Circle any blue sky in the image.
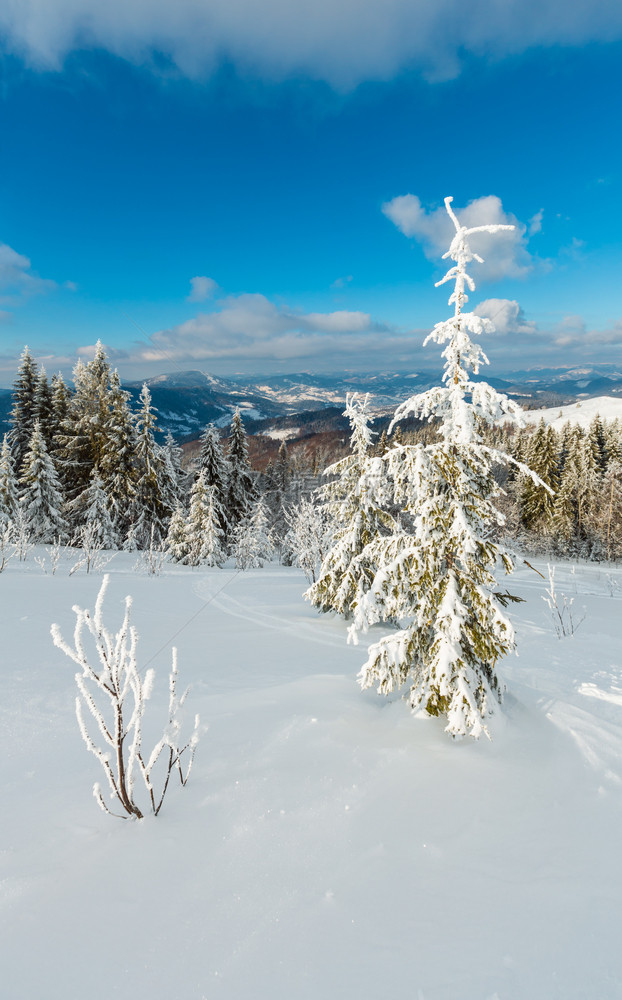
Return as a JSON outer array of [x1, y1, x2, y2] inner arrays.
[[0, 1, 621, 385]]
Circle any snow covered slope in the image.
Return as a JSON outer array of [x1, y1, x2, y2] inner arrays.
[[522, 394, 622, 429], [1, 555, 622, 999]]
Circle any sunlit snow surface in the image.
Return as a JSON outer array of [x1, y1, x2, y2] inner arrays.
[[1, 554, 622, 999], [521, 395, 622, 430]]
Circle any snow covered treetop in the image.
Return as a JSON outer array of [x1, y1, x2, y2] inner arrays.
[[435, 195, 515, 314], [390, 196, 524, 442]]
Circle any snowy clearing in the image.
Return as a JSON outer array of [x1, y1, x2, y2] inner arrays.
[[1, 553, 622, 999], [521, 394, 622, 430], [262, 427, 301, 442]]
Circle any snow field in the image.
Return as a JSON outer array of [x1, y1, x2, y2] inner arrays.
[[1, 554, 622, 999], [516, 394, 622, 431]]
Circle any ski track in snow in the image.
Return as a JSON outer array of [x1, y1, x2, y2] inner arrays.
[[194, 575, 347, 649]]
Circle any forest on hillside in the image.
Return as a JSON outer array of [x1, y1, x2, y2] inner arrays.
[[1, 342, 621, 578]]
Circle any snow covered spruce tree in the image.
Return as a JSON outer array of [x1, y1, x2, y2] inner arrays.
[[353, 196, 546, 739], [67, 471, 118, 549], [197, 423, 229, 536], [19, 420, 68, 543], [233, 498, 275, 569], [284, 496, 332, 583], [185, 471, 227, 567], [99, 369, 139, 536], [226, 409, 256, 531], [10, 346, 41, 476], [307, 393, 395, 617], [165, 504, 190, 563], [0, 434, 19, 526], [131, 384, 171, 545]]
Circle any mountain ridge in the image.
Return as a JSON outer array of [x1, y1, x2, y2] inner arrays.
[[2, 363, 622, 442]]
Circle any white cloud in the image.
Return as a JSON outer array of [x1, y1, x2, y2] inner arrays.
[[528, 209, 544, 236], [467, 304, 622, 367], [304, 310, 370, 333], [1, 0, 621, 88], [330, 275, 353, 290], [122, 293, 398, 366], [0, 242, 57, 304], [382, 194, 537, 282], [103, 290, 622, 372], [551, 316, 622, 350], [187, 276, 218, 303], [474, 299, 538, 336]]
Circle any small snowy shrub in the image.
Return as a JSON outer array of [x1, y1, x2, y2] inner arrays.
[[34, 536, 64, 575], [51, 575, 200, 819], [134, 525, 168, 576], [542, 564, 585, 638], [70, 521, 111, 575]]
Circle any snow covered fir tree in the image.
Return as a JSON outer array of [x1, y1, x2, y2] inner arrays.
[[306, 393, 396, 617], [233, 498, 275, 569], [337, 197, 549, 738]]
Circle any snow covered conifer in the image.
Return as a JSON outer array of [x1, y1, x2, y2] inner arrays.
[[233, 498, 275, 569], [19, 420, 68, 542], [263, 441, 299, 553], [132, 384, 170, 544], [353, 196, 547, 739], [0, 434, 19, 526], [49, 373, 70, 462], [198, 424, 229, 507], [163, 429, 189, 499], [520, 420, 558, 533], [58, 348, 112, 500], [10, 346, 39, 475], [67, 471, 118, 549], [284, 496, 331, 583], [186, 471, 226, 567], [34, 367, 54, 449], [100, 370, 138, 535], [307, 393, 396, 617], [599, 458, 622, 562], [588, 414, 609, 475], [165, 504, 190, 564], [226, 410, 256, 530]]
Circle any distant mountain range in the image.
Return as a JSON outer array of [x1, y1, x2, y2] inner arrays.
[[1, 364, 622, 442]]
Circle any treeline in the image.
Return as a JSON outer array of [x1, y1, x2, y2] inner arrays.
[[493, 415, 622, 561], [0, 343, 324, 567], [385, 412, 622, 561], [2, 342, 620, 569]]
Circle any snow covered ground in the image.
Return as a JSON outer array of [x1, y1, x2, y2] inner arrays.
[[1, 553, 622, 999], [522, 394, 622, 430]]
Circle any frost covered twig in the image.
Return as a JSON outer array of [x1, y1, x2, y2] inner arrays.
[[0, 522, 15, 572], [12, 507, 33, 562], [70, 521, 112, 575], [134, 525, 168, 576], [51, 575, 200, 818], [542, 564, 585, 638], [34, 537, 65, 575]]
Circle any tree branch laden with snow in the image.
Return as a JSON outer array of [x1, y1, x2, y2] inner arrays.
[[354, 196, 547, 739]]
